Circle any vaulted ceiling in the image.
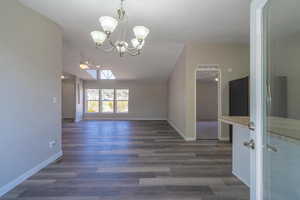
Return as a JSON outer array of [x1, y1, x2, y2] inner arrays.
[[18, 0, 250, 81]]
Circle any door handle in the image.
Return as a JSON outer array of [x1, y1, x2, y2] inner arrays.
[[244, 139, 255, 150], [267, 144, 278, 152], [248, 121, 255, 131]]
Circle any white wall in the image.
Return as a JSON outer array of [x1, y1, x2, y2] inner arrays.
[[84, 80, 168, 120], [168, 43, 250, 140], [196, 81, 218, 121], [168, 47, 187, 135], [0, 0, 62, 195], [62, 79, 75, 119]]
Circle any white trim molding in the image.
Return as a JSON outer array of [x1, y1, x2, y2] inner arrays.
[[0, 151, 63, 197], [167, 120, 196, 141], [251, 0, 268, 199]]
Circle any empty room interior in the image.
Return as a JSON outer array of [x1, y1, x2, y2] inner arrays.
[[1, 0, 300, 200]]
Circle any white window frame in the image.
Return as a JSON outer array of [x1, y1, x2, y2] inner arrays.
[[115, 89, 129, 114], [100, 89, 115, 114], [85, 89, 129, 114], [86, 89, 100, 113]]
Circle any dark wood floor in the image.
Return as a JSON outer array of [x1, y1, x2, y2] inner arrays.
[[2, 120, 249, 200]]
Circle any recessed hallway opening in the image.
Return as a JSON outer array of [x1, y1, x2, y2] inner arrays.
[[196, 70, 220, 140], [2, 120, 249, 199]]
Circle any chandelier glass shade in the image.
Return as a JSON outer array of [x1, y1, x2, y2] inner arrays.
[[90, 0, 150, 57]]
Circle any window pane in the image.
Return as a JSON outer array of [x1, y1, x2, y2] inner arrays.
[[116, 89, 129, 100], [87, 89, 99, 100], [87, 101, 99, 113], [102, 101, 114, 113], [117, 101, 128, 113], [101, 89, 114, 100]]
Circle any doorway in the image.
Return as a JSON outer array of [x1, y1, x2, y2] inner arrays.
[[196, 68, 221, 140]]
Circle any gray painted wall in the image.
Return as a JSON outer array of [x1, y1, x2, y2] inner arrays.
[[0, 0, 62, 190], [84, 80, 168, 120], [168, 47, 187, 134], [196, 81, 218, 121]]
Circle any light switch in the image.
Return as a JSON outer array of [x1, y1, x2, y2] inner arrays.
[[52, 97, 57, 104]]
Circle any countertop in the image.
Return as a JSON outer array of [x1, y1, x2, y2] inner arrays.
[[219, 116, 250, 128], [220, 116, 300, 143]]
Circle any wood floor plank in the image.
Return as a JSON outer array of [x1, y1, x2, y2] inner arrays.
[[2, 120, 249, 200]]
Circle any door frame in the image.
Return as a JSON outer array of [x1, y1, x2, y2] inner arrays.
[[195, 65, 222, 140], [250, 0, 268, 199]]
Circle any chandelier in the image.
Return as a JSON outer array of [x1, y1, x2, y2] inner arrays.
[[90, 0, 150, 57]]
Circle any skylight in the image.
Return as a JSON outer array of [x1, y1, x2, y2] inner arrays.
[[100, 70, 116, 80], [86, 70, 98, 79]]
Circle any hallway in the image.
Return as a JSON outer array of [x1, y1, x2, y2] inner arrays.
[[2, 121, 249, 200]]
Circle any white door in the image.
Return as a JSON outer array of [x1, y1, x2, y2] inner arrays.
[[251, 0, 300, 199]]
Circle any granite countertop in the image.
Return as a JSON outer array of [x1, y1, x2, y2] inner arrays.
[[219, 116, 250, 128]]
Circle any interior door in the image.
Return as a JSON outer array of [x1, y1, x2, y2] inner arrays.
[[262, 0, 300, 199]]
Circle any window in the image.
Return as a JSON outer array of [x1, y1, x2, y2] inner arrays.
[[86, 89, 129, 113], [116, 89, 129, 113], [101, 89, 114, 113], [100, 70, 116, 80], [86, 89, 99, 113], [86, 70, 98, 79]]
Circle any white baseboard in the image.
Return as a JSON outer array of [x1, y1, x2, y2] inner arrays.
[[0, 151, 63, 197], [84, 117, 167, 121], [167, 120, 196, 141]]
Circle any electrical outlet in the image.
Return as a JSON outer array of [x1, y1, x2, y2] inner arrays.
[[49, 140, 57, 149]]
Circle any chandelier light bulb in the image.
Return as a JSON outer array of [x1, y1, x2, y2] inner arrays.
[[99, 16, 118, 33], [131, 38, 144, 50], [133, 26, 150, 40], [91, 31, 107, 45]]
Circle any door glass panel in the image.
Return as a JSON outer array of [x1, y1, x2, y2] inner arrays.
[[263, 0, 300, 199]]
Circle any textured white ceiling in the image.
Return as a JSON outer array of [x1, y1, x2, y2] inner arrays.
[[19, 0, 250, 80]]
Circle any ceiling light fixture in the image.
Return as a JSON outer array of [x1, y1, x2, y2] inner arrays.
[[90, 0, 150, 57], [80, 61, 90, 70]]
